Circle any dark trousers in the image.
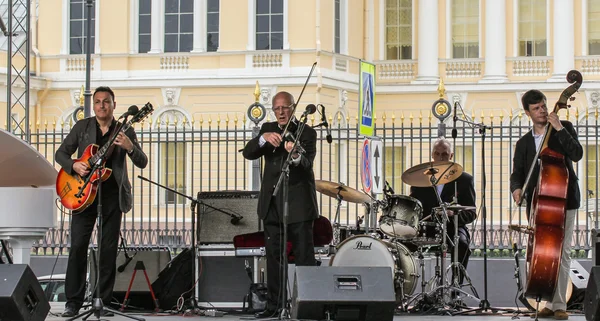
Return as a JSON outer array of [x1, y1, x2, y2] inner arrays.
[[64, 198, 122, 310], [263, 203, 315, 311]]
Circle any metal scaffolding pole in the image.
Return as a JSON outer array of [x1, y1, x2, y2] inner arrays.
[[4, 0, 31, 142], [83, 0, 93, 118]]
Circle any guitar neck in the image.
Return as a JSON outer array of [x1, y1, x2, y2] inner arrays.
[[89, 121, 134, 165]]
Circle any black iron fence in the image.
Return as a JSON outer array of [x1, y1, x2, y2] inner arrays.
[[31, 111, 600, 257]]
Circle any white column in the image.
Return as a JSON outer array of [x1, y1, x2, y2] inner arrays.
[[192, 0, 206, 52], [415, 0, 438, 83], [481, 0, 508, 82], [149, 0, 162, 53], [551, 0, 574, 80]]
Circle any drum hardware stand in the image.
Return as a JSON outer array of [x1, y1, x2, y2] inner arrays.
[[331, 188, 344, 247], [446, 214, 479, 304]]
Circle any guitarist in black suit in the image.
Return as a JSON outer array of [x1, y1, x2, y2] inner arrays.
[[510, 89, 582, 320], [409, 138, 477, 287], [243, 91, 319, 318], [55, 86, 148, 317]]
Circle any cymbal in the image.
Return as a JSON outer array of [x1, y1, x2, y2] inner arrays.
[[433, 205, 477, 212], [401, 161, 463, 187], [315, 180, 371, 204]]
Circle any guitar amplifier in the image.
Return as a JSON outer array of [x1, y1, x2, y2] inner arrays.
[[197, 191, 261, 244]]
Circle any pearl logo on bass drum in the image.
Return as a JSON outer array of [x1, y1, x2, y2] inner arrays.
[[353, 241, 372, 250]]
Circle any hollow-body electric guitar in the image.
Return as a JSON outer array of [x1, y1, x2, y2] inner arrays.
[[56, 103, 153, 213]]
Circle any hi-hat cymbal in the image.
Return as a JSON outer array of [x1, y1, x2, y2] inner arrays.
[[315, 180, 371, 204], [401, 161, 463, 187], [433, 205, 477, 212]]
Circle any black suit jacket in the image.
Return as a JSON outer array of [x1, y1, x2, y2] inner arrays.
[[409, 172, 477, 238], [55, 117, 148, 213], [242, 121, 319, 224], [510, 120, 582, 211]]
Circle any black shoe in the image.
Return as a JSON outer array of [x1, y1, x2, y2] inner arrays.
[[61, 307, 79, 318], [254, 309, 277, 319]]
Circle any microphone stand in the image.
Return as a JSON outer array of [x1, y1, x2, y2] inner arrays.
[[135, 176, 242, 311], [68, 117, 144, 321], [451, 112, 512, 315], [271, 110, 310, 319]]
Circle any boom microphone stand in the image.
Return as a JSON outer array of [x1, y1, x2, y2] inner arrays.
[[68, 119, 144, 321], [136, 175, 242, 310], [451, 103, 510, 314], [271, 108, 311, 319]]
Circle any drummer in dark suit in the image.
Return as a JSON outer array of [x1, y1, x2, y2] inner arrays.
[[409, 138, 477, 285], [242, 91, 319, 318]]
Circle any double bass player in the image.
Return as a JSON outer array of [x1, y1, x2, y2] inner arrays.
[[510, 89, 583, 320]]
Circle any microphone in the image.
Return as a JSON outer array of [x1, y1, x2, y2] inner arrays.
[[321, 105, 332, 144], [117, 254, 134, 272], [230, 215, 243, 225], [452, 101, 458, 139], [303, 104, 317, 116], [119, 105, 139, 119]]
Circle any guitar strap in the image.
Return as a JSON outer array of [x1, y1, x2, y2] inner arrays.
[[103, 119, 122, 161]]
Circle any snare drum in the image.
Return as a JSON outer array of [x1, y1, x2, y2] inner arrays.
[[379, 195, 423, 239], [411, 221, 442, 246], [330, 235, 417, 301]]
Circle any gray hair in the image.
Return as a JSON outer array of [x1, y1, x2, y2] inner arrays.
[[432, 137, 453, 154]]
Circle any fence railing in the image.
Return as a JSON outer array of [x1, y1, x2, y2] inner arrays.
[[30, 111, 600, 257]]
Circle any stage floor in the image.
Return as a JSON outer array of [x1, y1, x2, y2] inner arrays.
[[44, 309, 588, 321]]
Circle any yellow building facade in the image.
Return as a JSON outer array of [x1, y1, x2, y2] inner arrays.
[[2, 0, 600, 247]]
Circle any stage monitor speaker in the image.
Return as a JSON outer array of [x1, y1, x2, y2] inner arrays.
[[0, 264, 50, 321], [585, 266, 600, 321], [89, 248, 171, 292], [291, 266, 396, 321], [197, 191, 260, 244]]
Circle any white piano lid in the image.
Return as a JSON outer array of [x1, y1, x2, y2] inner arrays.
[[0, 129, 57, 187]]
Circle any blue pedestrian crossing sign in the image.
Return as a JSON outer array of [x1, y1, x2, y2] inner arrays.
[[359, 60, 375, 137]]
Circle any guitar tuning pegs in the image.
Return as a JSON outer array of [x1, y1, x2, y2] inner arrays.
[[569, 97, 576, 101]]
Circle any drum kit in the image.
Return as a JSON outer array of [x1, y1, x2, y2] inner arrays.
[[316, 160, 480, 313]]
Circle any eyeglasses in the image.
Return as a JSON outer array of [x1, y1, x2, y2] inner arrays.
[[272, 105, 293, 113]]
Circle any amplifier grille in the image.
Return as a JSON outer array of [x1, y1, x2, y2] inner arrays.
[[196, 190, 260, 244]]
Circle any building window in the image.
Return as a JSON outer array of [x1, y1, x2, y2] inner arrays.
[[589, 0, 600, 55], [385, 146, 406, 193], [164, 0, 194, 53], [160, 142, 186, 204], [385, 0, 412, 60], [518, 0, 547, 57], [139, 0, 151, 53], [69, 0, 95, 54], [207, 0, 219, 52], [452, 0, 479, 59], [256, 0, 283, 50]]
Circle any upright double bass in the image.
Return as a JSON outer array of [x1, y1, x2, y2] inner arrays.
[[520, 70, 583, 303]]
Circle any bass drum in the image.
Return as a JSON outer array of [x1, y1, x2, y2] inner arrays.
[[329, 235, 417, 302]]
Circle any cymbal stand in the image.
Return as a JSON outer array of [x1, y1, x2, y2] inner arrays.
[[331, 189, 343, 247]]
